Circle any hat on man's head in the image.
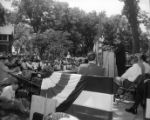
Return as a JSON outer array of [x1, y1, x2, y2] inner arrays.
[[87, 51, 96, 61], [139, 54, 147, 62]]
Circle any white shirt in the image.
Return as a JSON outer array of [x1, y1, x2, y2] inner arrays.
[[32, 62, 39, 70], [26, 62, 33, 69], [1, 85, 15, 100], [40, 62, 46, 70], [121, 62, 150, 82]]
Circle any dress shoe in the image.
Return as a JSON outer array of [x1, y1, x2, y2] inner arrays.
[[125, 107, 137, 114]]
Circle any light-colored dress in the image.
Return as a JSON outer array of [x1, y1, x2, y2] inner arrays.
[[102, 50, 118, 77]]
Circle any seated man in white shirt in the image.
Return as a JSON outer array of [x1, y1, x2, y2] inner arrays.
[[0, 81, 28, 114], [114, 54, 150, 88], [114, 54, 150, 114], [1, 82, 18, 100]]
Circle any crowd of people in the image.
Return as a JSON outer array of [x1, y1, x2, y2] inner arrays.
[[0, 54, 90, 118], [0, 41, 150, 118]]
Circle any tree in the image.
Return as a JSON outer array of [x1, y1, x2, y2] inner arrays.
[[9, 0, 140, 57], [32, 29, 72, 59], [121, 0, 140, 53], [96, 11, 107, 38], [13, 23, 34, 54], [139, 11, 150, 31], [14, 0, 54, 33], [109, 15, 133, 52], [0, 3, 5, 25]]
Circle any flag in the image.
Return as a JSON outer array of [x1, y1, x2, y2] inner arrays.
[[66, 75, 113, 120], [41, 72, 86, 112], [145, 80, 150, 120], [40, 72, 113, 120]]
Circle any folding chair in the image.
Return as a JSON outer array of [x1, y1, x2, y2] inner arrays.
[[115, 74, 149, 104], [115, 75, 142, 104], [115, 83, 136, 104]]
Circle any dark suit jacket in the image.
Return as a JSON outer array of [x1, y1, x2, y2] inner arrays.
[[77, 63, 104, 76]]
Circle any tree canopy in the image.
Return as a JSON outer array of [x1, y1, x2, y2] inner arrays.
[[121, 0, 140, 53], [4, 0, 149, 59], [0, 3, 5, 26]]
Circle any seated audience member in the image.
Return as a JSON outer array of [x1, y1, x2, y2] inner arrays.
[[0, 56, 19, 84], [39, 60, 46, 70], [1, 81, 18, 100], [125, 73, 150, 114], [6, 56, 19, 69], [41, 65, 54, 78], [32, 59, 40, 71], [0, 81, 28, 113], [54, 61, 61, 71], [20, 59, 28, 70], [26, 59, 33, 70], [77, 52, 104, 76], [114, 54, 150, 88]]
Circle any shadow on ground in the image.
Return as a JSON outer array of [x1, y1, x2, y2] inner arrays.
[[113, 102, 144, 120]]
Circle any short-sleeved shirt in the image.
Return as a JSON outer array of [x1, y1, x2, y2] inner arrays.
[[121, 62, 150, 82], [0, 61, 11, 81], [1, 85, 15, 100]]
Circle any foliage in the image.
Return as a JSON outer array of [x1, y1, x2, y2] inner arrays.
[[14, 0, 54, 32], [120, 0, 140, 53], [13, 23, 34, 54], [138, 11, 150, 30], [4, 0, 149, 59], [0, 3, 5, 26], [5, 10, 17, 24], [32, 29, 72, 60], [12, 0, 101, 57], [99, 15, 133, 53], [139, 33, 149, 53]]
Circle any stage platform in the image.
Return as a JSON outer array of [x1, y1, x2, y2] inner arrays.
[[0, 102, 144, 120]]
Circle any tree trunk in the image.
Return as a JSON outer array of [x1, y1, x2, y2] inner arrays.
[[130, 23, 140, 53], [124, 0, 140, 53]]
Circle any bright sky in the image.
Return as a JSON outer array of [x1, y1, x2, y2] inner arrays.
[[1, 0, 150, 31], [56, 0, 124, 16], [56, 0, 150, 32], [1, 0, 150, 16], [56, 0, 150, 16]]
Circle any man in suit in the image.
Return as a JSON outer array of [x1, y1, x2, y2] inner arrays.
[[77, 52, 104, 76], [114, 38, 126, 76]]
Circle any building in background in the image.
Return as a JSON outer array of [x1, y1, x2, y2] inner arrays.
[[0, 24, 14, 54]]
